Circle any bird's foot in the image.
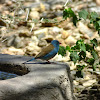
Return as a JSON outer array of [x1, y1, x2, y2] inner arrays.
[[46, 60, 51, 64]]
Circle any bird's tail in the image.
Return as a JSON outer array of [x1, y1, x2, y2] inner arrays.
[[23, 58, 35, 64]]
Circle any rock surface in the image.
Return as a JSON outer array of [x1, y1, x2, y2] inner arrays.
[[0, 54, 76, 100]]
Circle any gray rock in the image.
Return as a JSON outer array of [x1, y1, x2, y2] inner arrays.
[[37, 33, 46, 40], [6, 35, 24, 48], [89, 6, 100, 14], [0, 54, 76, 100], [41, 12, 57, 18], [38, 39, 47, 47], [13, 36, 24, 48], [55, 11, 63, 17], [78, 22, 94, 37], [6, 35, 15, 47], [47, 0, 66, 6], [43, 3, 50, 10]]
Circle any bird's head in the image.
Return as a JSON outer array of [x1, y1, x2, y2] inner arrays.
[[51, 40, 60, 47]]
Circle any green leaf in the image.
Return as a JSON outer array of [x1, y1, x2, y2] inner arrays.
[[63, 8, 75, 19], [77, 65, 85, 71], [58, 46, 66, 56], [93, 21, 99, 30], [76, 70, 84, 78], [63, 9, 69, 19], [63, 8, 79, 26], [98, 29, 100, 36], [78, 10, 88, 20], [92, 65, 96, 71], [67, 8, 75, 17], [66, 46, 70, 51], [90, 12, 99, 20], [96, 17, 100, 21], [85, 44, 92, 51], [76, 65, 85, 78], [76, 40, 86, 52], [87, 58, 95, 65], [73, 15, 78, 26], [79, 51, 86, 60], [90, 38, 98, 48], [70, 51, 79, 64], [90, 12, 99, 29], [90, 18, 94, 23], [71, 45, 79, 50], [91, 50, 98, 60], [97, 20, 100, 26]]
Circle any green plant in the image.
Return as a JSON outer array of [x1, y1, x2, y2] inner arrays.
[[63, 8, 100, 34], [58, 8, 100, 78], [58, 39, 99, 78]]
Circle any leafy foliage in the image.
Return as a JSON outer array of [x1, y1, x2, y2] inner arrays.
[[58, 46, 66, 56], [63, 8, 78, 26], [76, 65, 86, 78], [59, 8, 100, 77], [78, 9, 88, 20], [63, 8, 100, 34], [58, 38, 99, 77], [70, 51, 79, 64], [90, 38, 98, 48]]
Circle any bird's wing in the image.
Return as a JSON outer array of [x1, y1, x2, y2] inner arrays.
[[35, 44, 54, 59]]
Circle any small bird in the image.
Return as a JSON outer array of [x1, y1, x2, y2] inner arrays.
[[23, 40, 60, 64]]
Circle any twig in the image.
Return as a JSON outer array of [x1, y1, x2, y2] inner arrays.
[[25, 8, 30, 21], [64, 0, 72, 7], [30, 19, 34, 33]]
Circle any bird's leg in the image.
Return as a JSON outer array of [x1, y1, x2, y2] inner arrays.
[[46, 60, 56, 64], [46, 60, 51, 64]]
